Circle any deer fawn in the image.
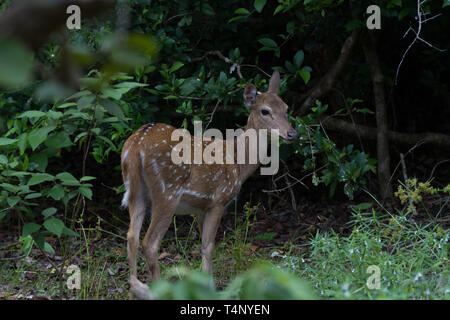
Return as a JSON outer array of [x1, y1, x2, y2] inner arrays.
[[121, 70, 297, 298]]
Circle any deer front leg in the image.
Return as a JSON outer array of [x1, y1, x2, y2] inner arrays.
[[201, 206, 224, 278]]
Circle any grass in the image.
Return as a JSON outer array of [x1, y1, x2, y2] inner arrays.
[[0, 197, 448, 299], [272, 204, 449, 299]]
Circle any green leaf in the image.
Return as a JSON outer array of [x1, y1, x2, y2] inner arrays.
[[114, 81, 147, 89], [329, 181, 337, 198], [28, 173, 55, 186], [180, 78, 201, 96], [56, 102, 77, 109], [22, 223, 41, 237], [62, 226, 79, 237], [345, 19, 364, 31], [169, 62, 184, 74], [228, 16, 246, 23], [100, 87, 130, 100], [0, 138, 18, 146], [17, 111, 47, 119], [29, 152, 48, 172], [273, 5, 284, 15], [47, 110, 63, 120], [20, 234, 33, 254], [45, 132, 73, 148], [294, 50, 305, 67], [18, 132, 28, 155], [7, 196, 20, 207], [235, 8, 250, 15], [43, 218, 65, 238], [48, 184, 65, 200], [79, 186, 93, 200], [356, 108, 374, 114], [163, 95, 178, 100], [443, 0, 450, 8], [56, 172, 79, 186], [0, 154, 8, 164], [74, 132, 88, 143], [0, 183, 20, 193], [201, 3, 215, 16], [80, 176, 96, 182], [254, 0, 267, 13], [258, 38, 277, 48], [42, 207, 57, 218], [28, 125, 56, 150], [299, 69, 311, 84], [0, 39, 34, 89], [43, 242, 55, 255], [76, 94, 96, 110], [24, 192, 42, 200], [32, 232, 45, 250], [354, 202, 373, 211], [102, 99, 125, 120]]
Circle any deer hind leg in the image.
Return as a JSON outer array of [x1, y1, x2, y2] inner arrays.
[[126, 186, 147, 282], [142, 197, 180, 281]]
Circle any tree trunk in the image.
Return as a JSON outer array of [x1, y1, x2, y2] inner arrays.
[[362, 36, 393, 201]]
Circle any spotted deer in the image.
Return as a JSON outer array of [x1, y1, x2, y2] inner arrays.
[[121, 70, 297, 298]]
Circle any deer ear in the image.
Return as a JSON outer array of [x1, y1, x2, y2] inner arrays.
[[268, 70, 280, 93], [243, 84, 257, 107]]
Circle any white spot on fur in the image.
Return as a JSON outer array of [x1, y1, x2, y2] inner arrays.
[[121, 177, 130, 208], [151, 159, 165, 193]]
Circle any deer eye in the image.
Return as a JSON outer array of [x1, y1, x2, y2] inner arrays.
[[261, 109, 270, 116]]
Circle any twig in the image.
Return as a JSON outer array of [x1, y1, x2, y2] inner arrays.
[[165, 12, 193, 24], [428, 159, 450, 182], [399, 153, 417, 215], [263, 165, 326, 193], [395, 0, 446, 85], [205, 100, 220, 130], [284, 175, 297, 211], [191, 50, 243, 79], [388, 140, 425, 187], [240, 64, 271, 77]]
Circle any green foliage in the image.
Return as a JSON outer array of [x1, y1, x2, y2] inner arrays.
[[0, 70, 147, 254], [291, 100, 376, 199], [148, 263, 315, 300], [0, 38, 34, 89], [0, 0, 384, 242], [395, 178, 449, 213], [275, 204, 449, 299]]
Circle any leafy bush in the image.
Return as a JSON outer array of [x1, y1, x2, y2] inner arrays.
[[148, 263, 315, 300], [0, 71, 147, 254], [292, 100, 376, 198]]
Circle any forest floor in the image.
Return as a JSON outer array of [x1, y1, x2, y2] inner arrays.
[[0, 195, 448, 300]]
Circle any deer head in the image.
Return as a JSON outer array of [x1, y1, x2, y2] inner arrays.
[[243, 70, 298, 142]]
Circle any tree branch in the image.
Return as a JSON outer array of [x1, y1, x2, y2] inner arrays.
[[296, 28, 360, 115], [322, 117, 450, 150]]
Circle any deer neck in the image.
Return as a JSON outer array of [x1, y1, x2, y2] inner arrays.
[[235, 113, 263, 182]]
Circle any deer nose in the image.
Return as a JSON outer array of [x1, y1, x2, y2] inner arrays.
[[286, 130, 298, 140]]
